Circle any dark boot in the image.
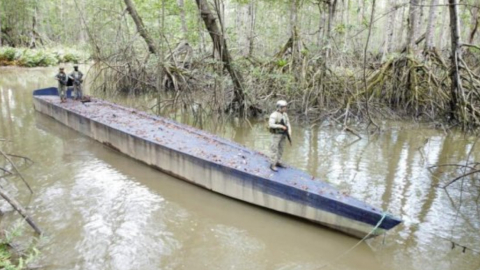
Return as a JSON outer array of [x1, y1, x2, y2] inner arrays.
[[276, 162, 286, 168], [270, 164, 278, 172]]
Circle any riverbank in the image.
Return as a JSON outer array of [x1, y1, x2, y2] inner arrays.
[[88, 47, 480, 132]]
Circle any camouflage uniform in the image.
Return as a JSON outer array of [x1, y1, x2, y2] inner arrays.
[[69, 69, 83, 100], [55, 71, 68, 101], [268, 110, 291, 167]]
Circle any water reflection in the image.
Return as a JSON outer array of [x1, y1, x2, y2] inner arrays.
[[33, 112, 380, 270], [0, 67, 479, 270]]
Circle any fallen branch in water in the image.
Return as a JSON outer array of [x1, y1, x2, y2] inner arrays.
[[0, 167, 14, 177], [0, 148, 33, 194], [440, 140, 480, 188], [429, 162, 480, 171], [0, 187, 43, 235], [0, 140, 42, 235], [443, 169, 480, 188], [6, 153, 34, 166], [343, 126, 362, 140]]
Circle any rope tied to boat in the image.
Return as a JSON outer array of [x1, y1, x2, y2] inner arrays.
[[316, 212, 388, 269]]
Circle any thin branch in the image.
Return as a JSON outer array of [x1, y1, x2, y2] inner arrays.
[[0, 149, 33, 194], [343, 126, 362, 140], [412, 3, 480, 8], [443, 169, 480, 188], [6, 154, 34, 166], [429, 163, 479, 171], [461, 43, 480, 50], [0, 167, 14, 177]]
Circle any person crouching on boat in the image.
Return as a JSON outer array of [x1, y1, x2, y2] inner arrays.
[[55, 67, 68, 103], [268, 100, 291, 172], [69, 65, 84, 100]]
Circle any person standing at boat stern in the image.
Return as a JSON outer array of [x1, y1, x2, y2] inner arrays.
[[55, 67, 68, 103], [269, 100, 292, 171], [69, 65, 84, 100]]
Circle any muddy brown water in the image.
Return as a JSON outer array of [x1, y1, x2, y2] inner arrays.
[[0, 66, 479, 270]]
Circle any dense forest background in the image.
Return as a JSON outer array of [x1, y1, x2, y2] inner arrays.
[[1, 0, 479, 129]]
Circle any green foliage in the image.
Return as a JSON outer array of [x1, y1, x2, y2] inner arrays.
[[18, 50, 55, 67], [0, 245, 15, 270], [0, 47, 85, 67], [2, 222, 23, 244], [460, 11, 470, 22], [231, 0, 251, 4], [61, 52, 81, 63], [0, 47, 21, 61], [276, 59, 288, 67], [0, 222, 40, 270], [335, 23, 346, 35], [362, 18, 369, 28]]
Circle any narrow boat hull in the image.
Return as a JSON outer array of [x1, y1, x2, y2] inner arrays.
[[33, 88, 401, 238]]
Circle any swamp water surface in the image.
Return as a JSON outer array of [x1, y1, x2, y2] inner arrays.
[[0, 67, 479, 270]]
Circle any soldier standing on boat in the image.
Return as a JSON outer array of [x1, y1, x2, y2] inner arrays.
[[55, 67, 68, 103], [69, 65, 84, 100], [268, 100, 292, 171]]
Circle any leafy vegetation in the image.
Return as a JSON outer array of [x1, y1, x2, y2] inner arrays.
[[0, 0, 479, 128], [0, 222, 40, 270], [0, 47, 86, 67]]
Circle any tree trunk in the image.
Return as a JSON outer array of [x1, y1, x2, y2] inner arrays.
[[289, 0, 302, 67], [406, 0, 419, 53], [382, 0, 397, 60], [247, 0, 256, 57], [317, 4, 327, 47], [361, 0, 366, 22], [79, 0, 87, 44], [326, 0, 336, 41], [437, 2, 448, 50], [325, 0, 336, 60], [157, 0, 166, 110], [396, 5, 407, 50], [415, 0, 425, 41], [235, 3, 243, 53], [61, 0, 65, 44], [30, 0, 39, 48], [424, 0, 439, 51], [290, 0, 298, 37], [469, 6, 479, 44], [363, 0, 377, 127], [177, 0, 188, 40], [343, 0, 350, 51], [195, 0, 245, 111], [123, 0, 157, 54], [0, 4, 2, 46], [356, 0, 362, 24], [197, 11, 206, 53], [448, 0, 462, 120]]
